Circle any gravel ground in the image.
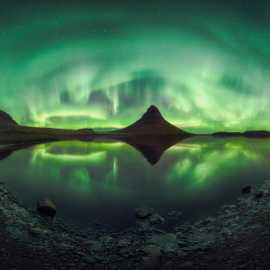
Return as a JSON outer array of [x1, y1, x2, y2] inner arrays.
[[1, 180, 270, 270]]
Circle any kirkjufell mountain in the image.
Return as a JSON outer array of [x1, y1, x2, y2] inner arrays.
[[1, 106, 270, 146], [0, 110, 17, 128], [118, 105, 191, 137]]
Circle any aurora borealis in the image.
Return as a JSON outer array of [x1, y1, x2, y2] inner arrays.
[[0, 1, 270, 132]]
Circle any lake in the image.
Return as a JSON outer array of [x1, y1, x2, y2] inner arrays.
[[0, 137, 270, 231]]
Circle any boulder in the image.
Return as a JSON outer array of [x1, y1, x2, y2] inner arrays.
[[254, 191, 263, 199], [28, 226, 50, 237], [168, 210, 182, 217], [37, 198, 56, 218], [241, 186, 251, 194], [135, 207, 154, 219], [148, 233, 178, 253], [149, 214, 165, 225], [117, 238, 131, 248]]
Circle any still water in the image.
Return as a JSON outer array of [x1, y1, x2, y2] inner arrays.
[[0, 137, 270, 230]]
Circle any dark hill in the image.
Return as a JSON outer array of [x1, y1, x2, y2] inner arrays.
[[212, 130, 270, 138], [0, 111, 17, 128], [118, 105, 191, 137]]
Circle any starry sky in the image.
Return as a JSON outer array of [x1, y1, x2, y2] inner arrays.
[[0, 0, 269, 132]]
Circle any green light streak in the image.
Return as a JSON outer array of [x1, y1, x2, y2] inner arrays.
[[0, 4, 269, 132]]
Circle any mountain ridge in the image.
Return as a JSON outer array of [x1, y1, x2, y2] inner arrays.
[[117, 105, 191, 137], [0, 110, 18, 127], [1, 106, 270, 145]]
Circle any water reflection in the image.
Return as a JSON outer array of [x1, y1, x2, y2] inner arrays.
[[0, 137, 270, 229]]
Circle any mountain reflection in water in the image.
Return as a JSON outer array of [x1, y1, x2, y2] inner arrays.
[[0, 137, 269, 229]]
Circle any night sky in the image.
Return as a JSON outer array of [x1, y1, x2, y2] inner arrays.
[[0, 0, 269, 132]]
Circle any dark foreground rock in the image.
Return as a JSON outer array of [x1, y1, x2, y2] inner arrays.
[[37, 198, 56, 218], [135, 207, 154, 219], [1, 181, 270, 269], [241, 185, 252, 194]]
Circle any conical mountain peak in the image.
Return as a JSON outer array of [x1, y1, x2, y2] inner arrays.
[[119, 106, 191, 137], [145, 105, 162, 116], [140, 105, 164, 123]]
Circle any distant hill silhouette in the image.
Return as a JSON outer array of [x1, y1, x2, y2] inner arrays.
[[116, 105, 191, 137], [0, 110, 94, 144], [213, 130, 270, 138], [2, 106, 270, 146], [0, 110, 17, 127]]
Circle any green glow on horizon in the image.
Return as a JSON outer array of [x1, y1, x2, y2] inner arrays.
[[0, 3, 269, 132]]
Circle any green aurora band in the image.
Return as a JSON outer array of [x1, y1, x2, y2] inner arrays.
[[0, 1, 270, 132]]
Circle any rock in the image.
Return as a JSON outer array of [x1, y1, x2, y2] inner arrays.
[[137, 220, 152, 232], [149, 214, 165, 225], [56, 243, 75, 250], [148, 233, 178, 253], [168, 210, 177, 216], [28, 226, 49, 237], [175, 231, 184, 238], [254, 191, 264, 199], [37, 199, 56, 218], [118, 239, 131, 247], [99, 235, 113, 244], [85, 240, 103, 252], [201, 217, 216, 225], [135, 207, 154, 219], [241, 186, 251, 194], [168, 210, 182, 217]]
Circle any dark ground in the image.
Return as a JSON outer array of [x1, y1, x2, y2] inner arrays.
[[1, 181, 270, 270]]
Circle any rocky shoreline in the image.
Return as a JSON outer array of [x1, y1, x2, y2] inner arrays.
[[1, 181, 270, 270]]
